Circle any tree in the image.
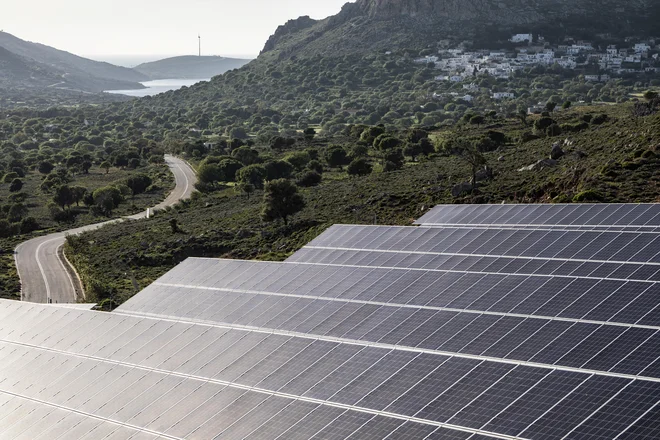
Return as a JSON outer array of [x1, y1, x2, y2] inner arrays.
[[92, 186, 122, 216], [229, 126, 248, 140], [284, 151, 311, 170], [169, 218, 180, 233], [7, 204, 28, 223], [53, 185, 73, 210], [545, 101, 558, 113], [562, 101, 572, 110], [373, 134, 401, 151], [70, 186, 87, 206], [643, 90, 658, 101], [261, 179, 305, 225], [81, 161, 92, 174], [469, 115, 485, 125], [517, 109, 528, 126], [303, 127, 316, 141], [38, 161, 55, 175], [325, 146, 349, 169], [449, 139, 488, 188], [403, 143, 423, 162], [269, 136, 287, 151], [217, 158, 244, 182], [232, 146, 261, 165], [100, 161, 111, 174], [347, 158, 373, 176], [197, 163, 223, 184], [235, 182, 255, 199], [236, 164, 267, 189], [20, 217, 39, 234], [9, 178, 23, 193], [264, 160, 294, 180]]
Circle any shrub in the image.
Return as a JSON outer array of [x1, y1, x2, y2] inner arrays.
[[20, 217, 39, 234], [297, 171, 322, 187], [307, 160, 323, 174], [217, 158, 244, 182], [591, 114, 608, 125], [284, 151, 311, 170], [560, 122, 589, 133], [9, 178, 23, 193], [197, 163, 223, 184], [573, 190, 604, 202], [2, 172, 19, 183], [0, 220, 19, 238], [325, 146, 349, 168], [264, 160, 295, 180], [347, 158, 373, 176], [547, 124, 562, 137], [125, 174, 153, 194]]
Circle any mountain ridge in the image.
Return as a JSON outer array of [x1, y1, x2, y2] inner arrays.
[[134, 55, 251, 80], [259, 0, 660, 59]]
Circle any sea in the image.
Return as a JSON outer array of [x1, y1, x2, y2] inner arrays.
[[104, 79, 211, 97]]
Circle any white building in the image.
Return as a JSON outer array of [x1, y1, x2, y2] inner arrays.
[[492, 92, 515, 100], [510, 33, 533, 43], [634, 43, 652, 53], [414, 56, 439, 64], [461, 95, 474, 102], [585, 75, 600, 81]]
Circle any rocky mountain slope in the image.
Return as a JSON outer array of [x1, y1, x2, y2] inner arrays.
[[259, 0, 659, 60], [134, 55, 251, 80]]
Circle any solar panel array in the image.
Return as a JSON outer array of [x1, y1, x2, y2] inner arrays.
[[0, 204, 659, 439], [415, 204, 660, 231]]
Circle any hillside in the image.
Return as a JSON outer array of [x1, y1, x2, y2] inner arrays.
[[0, 46, 63, 87], [60, 102, 660, 305], [0, 31, 147, 92], [259, 0, 659, 60], [135, 55, 251, 80]]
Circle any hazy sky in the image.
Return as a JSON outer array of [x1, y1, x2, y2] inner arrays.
[[2, 0, 352, 61]]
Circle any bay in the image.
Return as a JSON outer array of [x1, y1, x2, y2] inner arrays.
[[105, 79, 210, 97]]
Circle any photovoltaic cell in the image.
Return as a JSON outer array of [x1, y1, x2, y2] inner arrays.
[[3, 203, 660, 439]]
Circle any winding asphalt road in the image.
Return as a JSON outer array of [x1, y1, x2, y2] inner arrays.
[[15, 155, 197, 304]]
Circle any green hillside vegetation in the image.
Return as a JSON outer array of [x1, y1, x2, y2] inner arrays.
[[60, 102, 660, 307], [118, 52, 658, 142], [0, 110, 177, 299]]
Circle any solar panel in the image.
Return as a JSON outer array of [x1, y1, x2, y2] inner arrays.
[[2, 203, 660, 439], [295, 225, 660, 279], [416, 203, 660, 229]]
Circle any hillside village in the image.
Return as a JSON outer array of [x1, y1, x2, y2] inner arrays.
[[414, 34, 660, 109]]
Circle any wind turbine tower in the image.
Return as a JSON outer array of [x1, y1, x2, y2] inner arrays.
[[198, 34, 201, 57]]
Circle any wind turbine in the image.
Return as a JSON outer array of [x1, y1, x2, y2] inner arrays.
[[198, 34, 201, 57]]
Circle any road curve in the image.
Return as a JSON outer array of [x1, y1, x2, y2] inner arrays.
[[15, 155, 197, 304]]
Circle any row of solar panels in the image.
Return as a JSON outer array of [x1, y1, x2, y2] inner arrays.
[[1, 204, 659, 439], [416, 204, 660, 230]]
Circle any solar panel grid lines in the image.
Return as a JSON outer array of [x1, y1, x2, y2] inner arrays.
[[5, 203, 660, 439], [1, 300, 660, 438], [145, 271, 659, 331], [415, 204, 660, 228], [0, 389, 174, 440], [108, 308, 660, 384]]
